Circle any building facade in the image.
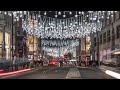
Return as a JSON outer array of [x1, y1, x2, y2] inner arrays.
[[0, 13, 16, 60], [92, 11, 120, 66]]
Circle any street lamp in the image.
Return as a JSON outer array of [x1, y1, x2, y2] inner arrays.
[[33, 18, 34, 61], [11, 12, 14, 61]]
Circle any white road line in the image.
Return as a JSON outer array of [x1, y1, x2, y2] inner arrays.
[[105, 70, 120, 79], [66, 68, 81, 79]]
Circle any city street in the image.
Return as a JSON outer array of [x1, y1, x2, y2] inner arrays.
[[0, 11, 120, 79], [10, 66, 115, 79]]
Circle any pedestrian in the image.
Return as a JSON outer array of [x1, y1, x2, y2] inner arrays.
[[92, 60, 96, 67], [60, 60, 63, 67]]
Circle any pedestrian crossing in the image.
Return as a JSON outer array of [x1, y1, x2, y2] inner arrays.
[[66, 68, 82, 79]]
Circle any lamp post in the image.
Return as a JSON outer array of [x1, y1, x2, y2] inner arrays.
[[59, 46, 60, 57], [2, 25, 6, 59], [33, 17, 34, 61], [78, 38, 81, 66], [11, 12, 14, 61]]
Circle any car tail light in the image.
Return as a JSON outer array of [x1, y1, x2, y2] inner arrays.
[[53, 62, 55, 64]]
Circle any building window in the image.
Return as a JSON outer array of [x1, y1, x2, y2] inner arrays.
[[103, 32, 106, 43], [116, 25, 120, 39], [100, 34, 102, 44], [107, 30, 111, 42]]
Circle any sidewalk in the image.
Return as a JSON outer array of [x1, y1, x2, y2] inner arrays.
[[98, 65, 120, 79]]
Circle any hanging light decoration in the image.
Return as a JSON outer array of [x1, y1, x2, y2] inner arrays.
[[41, 39, 77, 47], [58, 11, 61, 15], [1, 11, 115, 39]]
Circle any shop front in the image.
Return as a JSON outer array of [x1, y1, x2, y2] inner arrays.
[[27, 35, 38, 61], [0, 31, 11, 59], [5, 32, 10, 59]]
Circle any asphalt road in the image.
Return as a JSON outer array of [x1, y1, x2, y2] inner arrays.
[[11, 66, 115, 79]]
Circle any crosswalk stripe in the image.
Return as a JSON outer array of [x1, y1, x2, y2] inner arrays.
[[66, 68, 81, 79]]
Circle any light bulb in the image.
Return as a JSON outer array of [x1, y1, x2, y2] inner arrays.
[[20, 14, 22, 17], [24, 11, 27, 14], [69, 11, 72, 14], [110, 11, 113, 13], [44, 11, 47, 15], [4, 11, 7, 15], [38, 15, 41, 18], [75, 15, 78, 17], [58, 11, 61, 15], [82, 12, 84, 14], [17, 11, 19, 13], [20, 11, 22, 14], [63, 15, 66, 17], [9, 13, 12, 16], [55, 15, 57, 17], [111, 14, 113, 17], [78, 11, 81, 14], [22, 19, 24, 21]]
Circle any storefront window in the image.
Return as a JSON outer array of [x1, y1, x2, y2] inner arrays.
[[0, 32, 3, 58]]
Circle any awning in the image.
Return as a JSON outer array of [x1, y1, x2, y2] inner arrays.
[[112, 49, 120, 54]]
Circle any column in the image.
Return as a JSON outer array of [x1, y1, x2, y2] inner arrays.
[[2, 25, 5, 59], [78, 38, 81, 65]]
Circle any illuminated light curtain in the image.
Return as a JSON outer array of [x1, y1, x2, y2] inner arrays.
[[0, 11, 116, 57], [41, 39, 77, 47], [20, 11, 114, 39]]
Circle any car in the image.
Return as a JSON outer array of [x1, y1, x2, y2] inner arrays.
[[43, 61, 48, 66], [48, 59, 60, 66]]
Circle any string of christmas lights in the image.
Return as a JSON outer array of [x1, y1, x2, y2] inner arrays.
[[0, 11, 116, 39], [0, 11, 117, 57]]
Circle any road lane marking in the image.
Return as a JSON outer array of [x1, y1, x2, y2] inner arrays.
[[105, 70, 120, 79], [66, 68, 81, 79]]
